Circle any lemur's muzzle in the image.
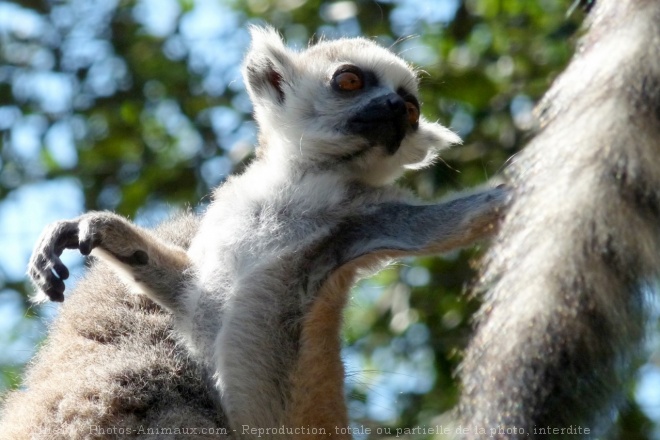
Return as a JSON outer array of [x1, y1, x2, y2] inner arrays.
[[346, 93, 411, 155]]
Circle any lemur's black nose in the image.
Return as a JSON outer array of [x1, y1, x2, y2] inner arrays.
[[386, 95, 407, 115], [346, 92, 410, 155], [348, 93, 407, 124]]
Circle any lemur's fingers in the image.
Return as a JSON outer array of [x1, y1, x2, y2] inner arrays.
[[76, 212, 150, 265], [29, 212, 156, 303], [27, 256, 65, 302], [487, 184, 509, 209], [77, 215, 105, 256], [28, 220, 80, 302], [462, 184, 510, 225], [43, 271, 66, 302], [480, 184, 509, 207], [461, 185, 510, 243]]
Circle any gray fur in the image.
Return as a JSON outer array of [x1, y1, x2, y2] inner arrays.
[[456, 0, 660, 437], [1, 213, 229, 439], [1, 27, 506, 438]]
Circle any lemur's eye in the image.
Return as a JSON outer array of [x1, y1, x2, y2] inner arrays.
[[332, 66, 364, 92], [406, 102, 420, 126], [335, 72, 362, 91]]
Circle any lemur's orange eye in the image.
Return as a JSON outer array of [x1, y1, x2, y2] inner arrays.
[[406, 101, 420, 126], [334, 71, 363, 91]]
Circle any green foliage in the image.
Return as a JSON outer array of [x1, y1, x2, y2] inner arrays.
[[0, 0, 656, 438]]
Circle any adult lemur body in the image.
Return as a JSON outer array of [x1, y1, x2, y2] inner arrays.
[[1, 27, 504, 438]]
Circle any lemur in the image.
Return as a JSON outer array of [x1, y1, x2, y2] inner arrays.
[[455, 0, 660, 438], [0, 27, 506, 439]]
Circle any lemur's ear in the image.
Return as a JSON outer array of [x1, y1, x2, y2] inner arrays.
[[403, 117, 462, 170], [243, 26, 296, 107]]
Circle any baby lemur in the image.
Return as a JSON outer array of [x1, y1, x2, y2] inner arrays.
[[9, 27, 505, 438]]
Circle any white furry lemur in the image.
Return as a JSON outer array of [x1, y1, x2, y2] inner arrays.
[[0, 27, 505, 438]]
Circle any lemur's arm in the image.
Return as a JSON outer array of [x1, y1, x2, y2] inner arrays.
[[338, 185, 507, 263], [29, 186, 506, 306], [29, 212, 191, 312]]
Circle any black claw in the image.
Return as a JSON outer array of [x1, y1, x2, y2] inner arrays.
[[44, 272, 66, 301], [53, 261, 69, 280], [79, 239, 94, 256], [27, 220, 85, 303], [80, 232, 102, 256], [47, 289, 65, 303]]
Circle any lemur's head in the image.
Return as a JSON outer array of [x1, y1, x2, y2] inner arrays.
[[243, 26, 460, 186]]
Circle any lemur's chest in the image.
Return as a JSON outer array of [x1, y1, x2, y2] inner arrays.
[[192, 169, 386, 288], [191, 199, 349, 282]]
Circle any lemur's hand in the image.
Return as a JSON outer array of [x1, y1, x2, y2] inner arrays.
[[28, 212, 149, 302], [462, 184, 509, 231]]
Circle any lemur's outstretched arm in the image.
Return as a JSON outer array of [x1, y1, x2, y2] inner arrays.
[[29, 186, 506, 308], [29, 211, 192, 313], [340, 186, 506, 263]]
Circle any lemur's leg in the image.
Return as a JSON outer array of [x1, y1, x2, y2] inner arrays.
[[340, 186, 508, 262], [28, 211, 191, 311]]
